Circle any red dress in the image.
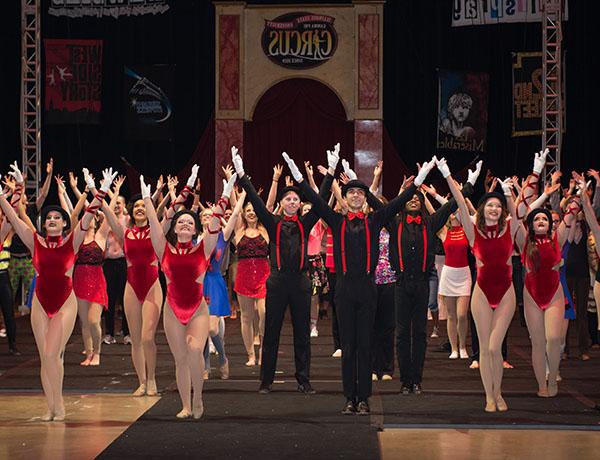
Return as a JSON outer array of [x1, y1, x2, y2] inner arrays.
[[73, 240, 108, 307], [124, 226, 159, 303], [234, 234, 270, 299], [523, 234, 562, 309], [472, 223, 513, 308], [32, 233, 76, 317], [161, 241, 209, 325]]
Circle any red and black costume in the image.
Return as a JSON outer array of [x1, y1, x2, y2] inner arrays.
[[299, 175, 417, 403], [73, 240, 108, 307], [375, 183, 473, 388], [238, 175, 329, 390]]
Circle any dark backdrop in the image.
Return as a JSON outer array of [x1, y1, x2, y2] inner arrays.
[[0, 0, 597, 201]]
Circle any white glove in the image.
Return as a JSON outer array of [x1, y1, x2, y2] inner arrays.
[[8, 162, 24, 184], [435, 157, 451, 178], [499, 177, 513, 196], [282, 152, 303, 182], [341, 159, 358, 180], [414, 156, 436, 187], [82, 168, 96, 190], [221, 173, 237, 199], [100, 168, 118, 193], [231, 146, 244, 177], [327, 143, 340, 171], [467, 160, 483, 186], [533, 148, 549, 175], [186, 164, 199, 188], [140, 175, 151, 199]]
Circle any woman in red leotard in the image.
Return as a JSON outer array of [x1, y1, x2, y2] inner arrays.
[[141, 171, 236, 419], [102, 170, 198, 396], [440, 157, 520, 413], [233, 202, 270, 366], [0, 164, 116, 421], [515, 204, 575, 398]]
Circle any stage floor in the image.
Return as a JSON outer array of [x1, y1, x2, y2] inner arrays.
[[1, 312, 599, 459]]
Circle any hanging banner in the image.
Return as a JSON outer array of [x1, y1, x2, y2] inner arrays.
[[512, 51, 566, 137], [452, 0, 568, 27], [49, 0, 170, 19], [512, 52, 543, 137], [124, 65, 173, 140], [437, 69, 489, 153], [44, 39, 103, 125]]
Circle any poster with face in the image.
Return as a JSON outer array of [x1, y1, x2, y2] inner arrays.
[[437, 69, 489, 153]]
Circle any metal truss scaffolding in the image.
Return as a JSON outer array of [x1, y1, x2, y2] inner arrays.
[[21, 0, 41, 197], [541, 0, 563, 183]]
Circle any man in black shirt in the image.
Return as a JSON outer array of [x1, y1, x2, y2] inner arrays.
[[285, 150, 437, 414], [232, 146, 338, 395]]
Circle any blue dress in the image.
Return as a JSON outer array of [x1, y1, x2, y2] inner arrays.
[[203, 232, 231, 316], [560, 243, 576, 320]]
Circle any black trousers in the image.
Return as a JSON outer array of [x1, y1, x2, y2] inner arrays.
[[395, 274, 429, 385], [566, 276, 591, 356], [335, 273, 376, 401], [102, 258, 128, 337], [512, 255, 526, 325], [0, 271, 16, 349], [372, 282, 395, 376], [260, 271, 312, 386], [327, 270, 341, 351]]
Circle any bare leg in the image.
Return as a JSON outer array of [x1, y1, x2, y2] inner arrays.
[[544, 298, 564, 396], [124, 285, 146, 393], [238, 294, 256, 363], [185, 306, 210, 418], [141, 282, 162, 394], [77, 299, 93, 362], [457, 296, 470, 353], [489, 290, 516, 410], [524, 291, 549, 395], [31, 294, 78, 420], [163, 304, 192, 417], [256, 297, 266, 364], [444, 296, 458, 354], [88, 303, 103, 365]]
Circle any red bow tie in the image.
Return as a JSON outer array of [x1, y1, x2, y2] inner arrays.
[[406, 215, 422, 225], [283, 214, 298, 222], [348, 212, 365, 220]]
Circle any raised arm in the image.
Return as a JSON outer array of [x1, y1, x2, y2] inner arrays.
[[0, 166, 34, 251], [203, 174, 237, 259], [161, 166, 198, 233], [370, 160, 383, 194], [73, 168, 117, 252], [70, 188, 89, 229], [223, 189, 246, 241], [576, 173, 600, 249], [35, 158, 53, 211], [101, 198, 125, 243], [499, 177, 522, 240], [438, 158, 477, 244], [55, 175, 74, 215], [140, 176, 167, 260]]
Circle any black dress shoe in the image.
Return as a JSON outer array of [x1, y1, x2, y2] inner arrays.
[[356, 400, 370, 415], [9, 347, 22, 356], [412, 383, 422, 395], [400, 383, 412, 395], [341, 399, 356, 415], [258, 383, 272, 394], [297, 383, 316, 394]]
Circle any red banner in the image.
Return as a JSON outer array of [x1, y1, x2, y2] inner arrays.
[[44, 39, 103, 124]]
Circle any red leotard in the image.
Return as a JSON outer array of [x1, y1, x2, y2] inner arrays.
[[472, 223, 513, 308], [161, 241, 209, 325], [124, 226, 159, 303], [32, 233, 76, 317], [523, 234, 562, 309], [443, 226, 469, 268]]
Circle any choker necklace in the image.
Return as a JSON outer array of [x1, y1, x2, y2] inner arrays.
[[176, 240, 193, 254], [46, 235, 63, 248]]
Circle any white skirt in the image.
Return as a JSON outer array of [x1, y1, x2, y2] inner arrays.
[[438, 265, 472, 297]]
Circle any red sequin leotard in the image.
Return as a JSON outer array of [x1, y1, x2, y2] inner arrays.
[[523, 234, 562, 309]]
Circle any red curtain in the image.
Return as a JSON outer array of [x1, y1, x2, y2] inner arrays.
[[243, 78, 354, 191]]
